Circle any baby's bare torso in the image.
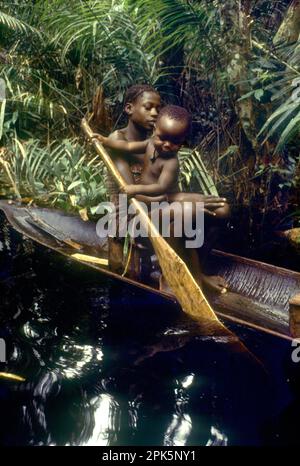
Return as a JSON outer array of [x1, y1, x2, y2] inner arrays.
[[140, 140, 179, 193]]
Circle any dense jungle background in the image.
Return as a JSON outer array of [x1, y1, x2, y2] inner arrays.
[[0, 0, 300, 267]]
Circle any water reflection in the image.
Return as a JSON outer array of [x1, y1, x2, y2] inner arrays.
[[79, 394, 120, 446], [0, 215, 298, 446], [206, 426, 228, 446]]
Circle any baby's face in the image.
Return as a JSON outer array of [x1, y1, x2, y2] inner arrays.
[[153, 115, 188, 156]]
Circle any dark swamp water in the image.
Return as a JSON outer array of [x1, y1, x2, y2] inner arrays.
[[0, 213, 299, 446]]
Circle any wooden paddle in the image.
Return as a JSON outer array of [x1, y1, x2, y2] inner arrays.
[[81, 119, 251, 347]]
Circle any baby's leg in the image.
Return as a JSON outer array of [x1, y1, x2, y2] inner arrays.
[[164, 193, 229, 294], [167, 192, 230, 219], [167, 192, 202, 203]]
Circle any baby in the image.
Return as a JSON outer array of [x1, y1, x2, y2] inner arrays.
[[94, 105, 230, 293]]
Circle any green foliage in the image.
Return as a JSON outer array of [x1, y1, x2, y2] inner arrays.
[[40, 0, 165, 102], [0, 0, 167, 213], [0, 9, 40, 35], [256, 40, 300, 151], [0, 0, 299, 228], [0, 138, 107, 214], [178, 148, 218, 196], [1, 67, 71, 142], [133, 0, 223, 80]]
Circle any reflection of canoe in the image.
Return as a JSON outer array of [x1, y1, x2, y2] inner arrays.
[[0, 200, 299, 341]]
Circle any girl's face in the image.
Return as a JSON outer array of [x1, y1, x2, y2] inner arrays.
[[125, 91, 161, 131]]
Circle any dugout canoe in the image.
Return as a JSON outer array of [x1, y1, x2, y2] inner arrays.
[[0, 199, 299, 341]]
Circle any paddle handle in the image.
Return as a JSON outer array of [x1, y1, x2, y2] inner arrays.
[[81, 118, 127, 191]]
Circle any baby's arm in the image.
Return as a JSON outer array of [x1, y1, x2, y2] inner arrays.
[[92, 133, 148, 153]]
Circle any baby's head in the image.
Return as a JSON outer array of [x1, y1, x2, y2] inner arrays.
[[153, 105, 191, 156], [124, 84, 161, 131]]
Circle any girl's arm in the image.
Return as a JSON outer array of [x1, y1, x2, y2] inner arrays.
[[92, 133, 148, 153]]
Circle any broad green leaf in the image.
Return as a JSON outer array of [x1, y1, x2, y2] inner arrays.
[[67, 180, 84, 191]]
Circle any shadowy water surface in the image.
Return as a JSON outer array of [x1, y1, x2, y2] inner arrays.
[[0, 213, 298, 446]]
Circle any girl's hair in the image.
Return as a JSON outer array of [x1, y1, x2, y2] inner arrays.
[[124, 84, 159, 105]]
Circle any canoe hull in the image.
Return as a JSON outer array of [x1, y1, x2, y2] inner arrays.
[[0, 200, 299, 340]]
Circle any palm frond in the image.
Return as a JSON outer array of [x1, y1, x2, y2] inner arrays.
[[134, 0, 224, 77], [0, 137, 107, 213], [0, 10, 41, 36], [178, 148, 218, 196], [255, 39, 300, 150]]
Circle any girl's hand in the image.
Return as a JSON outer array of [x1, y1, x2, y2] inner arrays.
[[91, 133, 107, 144], [125, 184, 138, 196], [121, 184, 138, 196]]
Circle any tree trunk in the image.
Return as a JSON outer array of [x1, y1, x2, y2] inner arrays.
[[217, 0, 259, 154], [274, 0, 300, 45]]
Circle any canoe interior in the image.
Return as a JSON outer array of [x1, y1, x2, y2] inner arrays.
[[208, 250, 299, 338], [0, 200, 299, 340]]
